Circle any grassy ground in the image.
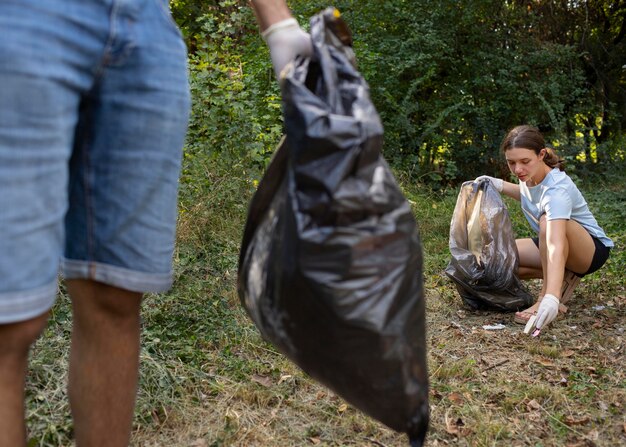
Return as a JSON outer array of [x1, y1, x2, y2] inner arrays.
[[26, 161, 625, 446]]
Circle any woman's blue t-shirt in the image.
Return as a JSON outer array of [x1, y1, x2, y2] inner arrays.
[[519, 168, 614, 248]]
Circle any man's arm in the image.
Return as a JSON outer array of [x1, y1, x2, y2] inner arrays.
[[249, 0, 313, 79], [250, 0, 293, 31]]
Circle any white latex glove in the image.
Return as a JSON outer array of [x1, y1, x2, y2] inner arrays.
[[474, 175, 503, 192], [534, 294, 560, 333], [262, 18, 313, 79]]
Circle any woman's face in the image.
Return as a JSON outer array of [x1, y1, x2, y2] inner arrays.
[[505, 147, 546, 183]]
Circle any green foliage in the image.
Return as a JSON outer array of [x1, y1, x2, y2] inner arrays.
[[286, 0, 625, 184], [174, 0, 283, 207], [172, 0, 625, 185]]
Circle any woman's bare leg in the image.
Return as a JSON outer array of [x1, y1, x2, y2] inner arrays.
[[515, 218, 596, 322], [516, 238, 543, 280]]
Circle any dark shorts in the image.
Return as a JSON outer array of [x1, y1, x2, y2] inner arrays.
[[531, 235, 611, 277]]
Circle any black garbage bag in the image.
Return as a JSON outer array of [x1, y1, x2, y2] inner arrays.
[[445, 179, 533, 311], [237, 8, 428, 446]]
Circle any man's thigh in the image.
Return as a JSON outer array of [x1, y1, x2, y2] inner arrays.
[[0, 0, 103, 323], [62, 0, 191, 294]]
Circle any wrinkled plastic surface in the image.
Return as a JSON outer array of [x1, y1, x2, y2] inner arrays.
[[238, 8, 428, 445], [445, 180, 533, 311]]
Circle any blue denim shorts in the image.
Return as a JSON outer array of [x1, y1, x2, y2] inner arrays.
[[0, 0, 190, 323]]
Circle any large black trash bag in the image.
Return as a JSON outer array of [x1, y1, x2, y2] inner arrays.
[[445, 179, 533, 311], [237, 8, 429, 445]]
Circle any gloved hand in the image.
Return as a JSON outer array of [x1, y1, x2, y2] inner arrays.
[[262, 18, 313, 79], [534, 294, 560, 333], [474, 175, 503, 192]]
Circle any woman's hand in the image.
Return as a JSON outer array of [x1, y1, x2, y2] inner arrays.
[[475, 175, 521, 201], [474, 175, 503, 192], [533, 294, 560, 334]]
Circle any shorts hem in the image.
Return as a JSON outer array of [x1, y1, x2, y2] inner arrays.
[[61, 259, 173, 293], [0, 281, 57, 324]]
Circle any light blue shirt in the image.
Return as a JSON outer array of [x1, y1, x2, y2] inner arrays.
[[519, 168, 614, 248]]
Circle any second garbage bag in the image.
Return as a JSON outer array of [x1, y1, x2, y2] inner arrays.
[[445, 179, 533, 311], [238, 8, 429, 446]]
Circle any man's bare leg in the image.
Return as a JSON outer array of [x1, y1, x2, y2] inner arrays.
[[67, 279, 142, 447], [0, 312, 49, 447]]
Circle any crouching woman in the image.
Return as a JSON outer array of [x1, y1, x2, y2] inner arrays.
[[477, 125, 613, 333]]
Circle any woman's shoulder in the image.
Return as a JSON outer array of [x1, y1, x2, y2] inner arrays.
[[543, 170, 584, 202], [547, 169, 578, 189]]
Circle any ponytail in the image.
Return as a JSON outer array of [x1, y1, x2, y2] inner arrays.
[[543, 147, 565, 171]]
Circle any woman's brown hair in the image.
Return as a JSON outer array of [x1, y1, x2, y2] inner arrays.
[[500, 125, 565, 171]]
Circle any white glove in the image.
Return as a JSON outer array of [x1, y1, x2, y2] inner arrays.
[[534, 294, 560, 332], [262, 18, 313, 79], [474, 175, 503, 192]]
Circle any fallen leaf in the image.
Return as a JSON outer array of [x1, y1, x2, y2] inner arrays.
[[447, 392, 464, 404], [445, 417, 465, 435], [338, 403, 348, 413], [538, 358, 556, 368], [309, 437, 321, 445], [565, 441, 590, 447], [444, 411, 472, 437], [189, 440, 208, 447], [526, 399, 541, 411], [561, 350, 576, 357], [251, 374, 273, 387], [564, 415, 590, 426]]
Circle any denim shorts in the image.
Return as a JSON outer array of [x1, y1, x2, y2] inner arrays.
[[0, 0, 190, 323]]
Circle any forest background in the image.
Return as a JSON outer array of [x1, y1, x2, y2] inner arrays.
[[176, 0, 626, 184], [27, 1, 625, 446]]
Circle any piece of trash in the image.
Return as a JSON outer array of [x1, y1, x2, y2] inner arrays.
[[592, 305, 606, 311], [482, 323, 506, 330], [523, 315, 537, 334]]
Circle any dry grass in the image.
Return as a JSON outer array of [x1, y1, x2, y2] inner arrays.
[[25, 170, 626, 446], [125, 277, 626, 447]]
